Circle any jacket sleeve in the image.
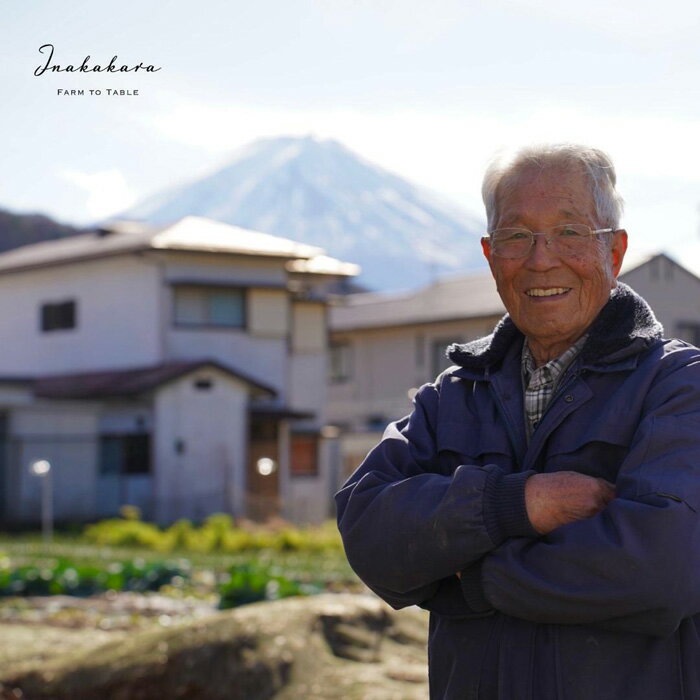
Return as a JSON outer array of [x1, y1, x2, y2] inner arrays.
[[335, 379, 537, 613], [469, 352, 700, 637]]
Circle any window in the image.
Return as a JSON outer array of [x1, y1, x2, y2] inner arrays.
[[290, 433, 318, 477], [366, 414, 388, 431], [677, 323, 700, 347], [99, 434, 151, 475], [329, 341, 352, 382], [173, 286, 245, 328], [41, 300, 76, 332]]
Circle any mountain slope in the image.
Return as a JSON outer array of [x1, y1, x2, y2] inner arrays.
[[0, 209, 86, 253], [121, 136, 486, 291]]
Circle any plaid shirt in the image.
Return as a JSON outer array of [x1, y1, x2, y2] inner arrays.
[[521, 334, 588, 438]]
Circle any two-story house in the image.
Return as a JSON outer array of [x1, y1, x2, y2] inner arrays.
[[0, 216, 358, 526]]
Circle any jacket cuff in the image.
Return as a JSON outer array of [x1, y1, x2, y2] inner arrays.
[[483, 468, 538, 544], [459, 559, 491, 613]]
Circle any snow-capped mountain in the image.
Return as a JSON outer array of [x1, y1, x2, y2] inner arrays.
[[120, 136, 486, 291]]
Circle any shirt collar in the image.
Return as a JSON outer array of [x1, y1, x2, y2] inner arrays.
[[521, 333, 588, 385]]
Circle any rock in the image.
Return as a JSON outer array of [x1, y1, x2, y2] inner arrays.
[[0, 594, 428, 699]]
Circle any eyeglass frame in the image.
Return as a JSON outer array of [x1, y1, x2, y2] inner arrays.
[[482, 224, 618, 259]]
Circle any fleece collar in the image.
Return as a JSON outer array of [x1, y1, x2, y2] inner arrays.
[[447, 282, 664, 371]]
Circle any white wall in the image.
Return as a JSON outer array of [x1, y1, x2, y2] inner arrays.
[[162, 254, 288, 287], [289, 353, 327, 423], [167, 329, 288, 397], [291, 302, 326, 353], [98, 404, 153, 434], [328, 316, 500, 430], [288, 300, 328, 424], [286, 301, 332, 522], [8, 404, 99, 523], [161, 254, 291, 396], [0, 255, 161, 375], [247, 289, 289, 338], [286, 436, 335, 523], [289, 302, 327, 422], [153, 367, 248, 524]]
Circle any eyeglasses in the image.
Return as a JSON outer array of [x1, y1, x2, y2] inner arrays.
[[484, 224, 615, 259]]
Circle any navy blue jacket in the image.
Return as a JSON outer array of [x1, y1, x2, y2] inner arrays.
[[336, 284, 700, 699]]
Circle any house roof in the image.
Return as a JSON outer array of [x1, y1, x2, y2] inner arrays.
[[619, 248, 700, 283], [286, 254, 360, 277], [0, 216, 356, 275], [32, 359, 277, 400], [250, 405, 315, 420], [619, 248, 661, 276], [329, 269, 505, 331]]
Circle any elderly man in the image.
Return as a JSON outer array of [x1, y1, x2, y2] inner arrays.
[[336, 144, 700, 699]]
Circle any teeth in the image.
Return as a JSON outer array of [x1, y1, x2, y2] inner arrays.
[[526, 287, 570, 297]]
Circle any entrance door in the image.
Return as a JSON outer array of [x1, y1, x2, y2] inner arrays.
[[246, 418, 280, 521]]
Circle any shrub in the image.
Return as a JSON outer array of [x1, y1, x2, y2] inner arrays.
[[83, 517, 163, 549], [82, 511, 343, 555]]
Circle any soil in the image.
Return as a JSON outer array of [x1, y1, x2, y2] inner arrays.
[[0, 593, 429, 699]]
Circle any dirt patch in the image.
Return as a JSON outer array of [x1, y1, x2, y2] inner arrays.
[[0, 594, 428, 699]]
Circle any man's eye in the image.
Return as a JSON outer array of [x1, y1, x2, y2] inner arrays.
[[558, 226, 585, 237], [500, 230, 529, 241]]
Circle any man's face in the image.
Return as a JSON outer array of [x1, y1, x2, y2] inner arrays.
[[481, 166, 627, 359]]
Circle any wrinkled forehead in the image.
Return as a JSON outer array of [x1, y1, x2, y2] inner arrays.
[[495, 164, 597, 224]]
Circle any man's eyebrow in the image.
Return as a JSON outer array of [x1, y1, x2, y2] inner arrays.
[[560, 209, 582, 219]]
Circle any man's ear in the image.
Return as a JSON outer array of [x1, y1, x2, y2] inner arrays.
[[481, 236, 493, 266], [610, 229, 628, 278]]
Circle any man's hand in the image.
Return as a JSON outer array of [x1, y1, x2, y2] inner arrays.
[[525, 471, 615, 535]]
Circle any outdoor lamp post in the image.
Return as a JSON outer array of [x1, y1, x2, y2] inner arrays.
[[29, 459, 53, 544]]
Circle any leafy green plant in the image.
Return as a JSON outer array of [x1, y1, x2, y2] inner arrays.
[[217, 562, 323, 609], [0, 557, 190, 597]]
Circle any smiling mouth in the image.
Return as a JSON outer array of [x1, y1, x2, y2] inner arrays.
[[525, 287, 572, 297]]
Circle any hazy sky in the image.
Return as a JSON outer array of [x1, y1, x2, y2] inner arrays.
[[4, 0, 700, 264]]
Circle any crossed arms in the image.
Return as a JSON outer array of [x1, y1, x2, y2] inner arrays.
[[336, 352, 700, 637]]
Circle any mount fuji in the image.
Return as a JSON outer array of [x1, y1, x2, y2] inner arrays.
[[119, 136, 486, 291]]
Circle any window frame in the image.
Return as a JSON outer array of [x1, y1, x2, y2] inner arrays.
[[172, 284, 247, 330], [329, 340, 353, 383], [40, 299, 77, 332], [290, 431, 319, 478], [99, 433, 152, 476]]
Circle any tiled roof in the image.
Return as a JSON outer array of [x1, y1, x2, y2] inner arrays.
[[329, 269, 504, 330], [32, 359, 276, 399], [0, 216, 333, 273]]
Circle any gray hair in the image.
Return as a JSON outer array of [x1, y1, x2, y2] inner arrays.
[[482, 143, 624, 232]]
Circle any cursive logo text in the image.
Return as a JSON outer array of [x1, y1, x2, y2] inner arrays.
[[34, 44, 161, 77]]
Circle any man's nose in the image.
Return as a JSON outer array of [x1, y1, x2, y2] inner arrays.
[[525, 233, 561, 269]]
